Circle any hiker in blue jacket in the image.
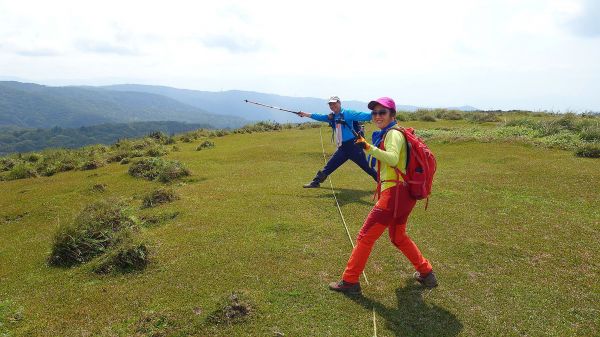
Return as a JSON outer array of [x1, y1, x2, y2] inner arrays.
[[298, 96, 378, 188]]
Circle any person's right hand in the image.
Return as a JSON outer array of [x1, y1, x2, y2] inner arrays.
[[298, 111, 311, 118]]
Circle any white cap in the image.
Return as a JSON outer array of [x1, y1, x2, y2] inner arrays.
[[328, 96, 340, 103]]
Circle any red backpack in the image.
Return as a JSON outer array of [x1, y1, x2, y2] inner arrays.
[[375, 126, 437, 217]]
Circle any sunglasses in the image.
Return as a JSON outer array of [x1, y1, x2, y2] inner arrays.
[[371, 109, 389, 116]]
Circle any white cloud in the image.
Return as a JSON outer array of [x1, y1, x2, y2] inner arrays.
[[0, 0, 598, 110]]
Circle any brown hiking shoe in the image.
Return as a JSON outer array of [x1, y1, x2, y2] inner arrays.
[[414, 271, 438, 288], [328, 280, 361, 295]]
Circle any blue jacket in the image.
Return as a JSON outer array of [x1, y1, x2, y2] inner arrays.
[[310, 108, 371, 143]]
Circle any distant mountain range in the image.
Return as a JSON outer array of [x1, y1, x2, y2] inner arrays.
[[0, 81, 246, 129], [0, 80, 478, 131], [102, 84, 430, 122]]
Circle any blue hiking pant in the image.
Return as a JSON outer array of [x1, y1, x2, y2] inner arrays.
[[321, 140, 378, 181]]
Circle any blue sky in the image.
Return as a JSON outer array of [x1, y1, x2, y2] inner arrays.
[[0, 0, 599, 111]]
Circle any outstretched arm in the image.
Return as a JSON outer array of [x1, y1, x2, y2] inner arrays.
[[298, 112, 332, 122], [344, 109, 372, 122]]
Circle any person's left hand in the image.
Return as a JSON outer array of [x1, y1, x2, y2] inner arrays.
[[354, 136, 371, 151]]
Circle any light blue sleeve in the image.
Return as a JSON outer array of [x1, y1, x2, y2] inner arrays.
[[310, 113, 330, 122], [344, 109, 372, 122]]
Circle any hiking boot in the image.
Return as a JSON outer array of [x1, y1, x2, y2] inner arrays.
[[303, 170, 327, 188], [303, 181, 320, 188], [414, 271, 438, 288], [328, 280, 361, 295]]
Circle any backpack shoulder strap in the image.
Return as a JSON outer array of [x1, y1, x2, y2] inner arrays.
[[379, 126, 404, 150]]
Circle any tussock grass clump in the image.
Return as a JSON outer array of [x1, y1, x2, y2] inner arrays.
[[142, 187, 179, 208], [145, 146, 168, 157], [128, 158, 191, 183], [91, 183, 107, 193], [575, 144, 600, 158], [80, 158, 105, 170], [0, 158, 16, 172], [208, 293, 253, 325], [196, 140, 215, 151], [6, 163, 37, 180], [147, 131, 168, 143], [48, 199, 138, 267], [91, 236, 149, 274], [140, 211, 180, 227]]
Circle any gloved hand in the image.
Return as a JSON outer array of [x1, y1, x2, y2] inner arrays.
[[354, 136, 371, 151]]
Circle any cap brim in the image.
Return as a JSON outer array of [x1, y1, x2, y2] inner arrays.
[[328, 100, 338, 103], [367, 101, 378, 110]]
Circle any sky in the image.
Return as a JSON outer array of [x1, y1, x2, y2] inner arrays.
[[0, 0, 599, 111]]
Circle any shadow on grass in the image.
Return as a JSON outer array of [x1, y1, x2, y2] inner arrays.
[[292, 187, 374, 207], [349, 284, 463, 337]]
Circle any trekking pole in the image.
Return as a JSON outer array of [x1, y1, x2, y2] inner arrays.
[[244, 100, 302, 115]]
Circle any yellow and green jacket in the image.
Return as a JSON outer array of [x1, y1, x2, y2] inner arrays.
[[365, 129, 407, 192]]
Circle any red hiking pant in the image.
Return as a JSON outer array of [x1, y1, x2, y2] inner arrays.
[[342, 185, 432, 283]]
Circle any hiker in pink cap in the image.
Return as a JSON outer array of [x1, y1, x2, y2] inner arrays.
[[329, 97, 437, 295]]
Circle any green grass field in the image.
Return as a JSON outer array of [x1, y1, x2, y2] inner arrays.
[[1, 121, 599, 336]]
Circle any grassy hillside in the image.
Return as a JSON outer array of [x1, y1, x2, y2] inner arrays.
[[0, 121, 211, 155], [0, 82, 246, 129], [0, 119, 598, 336]]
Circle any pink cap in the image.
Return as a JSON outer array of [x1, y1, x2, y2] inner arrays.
[[368, 97, 396, 111]]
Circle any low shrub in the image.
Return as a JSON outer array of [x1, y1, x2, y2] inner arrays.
[[142, 187, 179, 208], [23, 153, 42, 163], [80, 158, 105, 170], [145, 146, 167, 157], [48, 199, 138, 267], [128, 158, 191, 182], [575, 143, 600, 158], [157, 160, 191, 183], [196, 140, 215, 151], [415, 110, 437, 122], [6, 163, 37, 180], [106, 151, 129, 163], [0, 158, 16, 172], [437, 110, 465, 120], [147, 131, 168, 143], [395, 113, 410, 121], [580, 125, 600, 142]]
